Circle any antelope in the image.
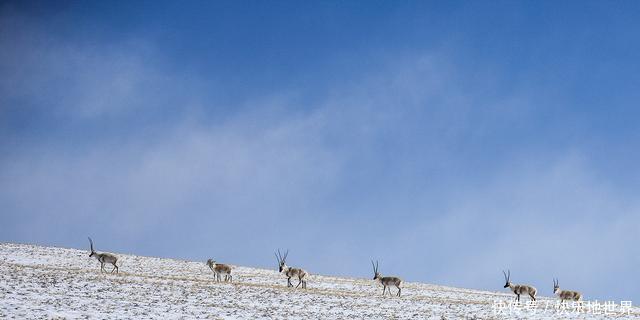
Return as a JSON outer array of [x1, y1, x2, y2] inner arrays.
[[88, 237, 118, 274], [371, 260, 403, 297], [206, 259, 233, 282], [502, 270, 536, 301], [553, 278, 582, 302], [275, 249, 308, 289]]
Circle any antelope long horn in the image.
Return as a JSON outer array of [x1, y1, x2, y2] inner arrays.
[[88, 237, 94, 252]]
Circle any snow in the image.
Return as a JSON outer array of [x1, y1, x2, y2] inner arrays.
[[0, 242, 638, 319]]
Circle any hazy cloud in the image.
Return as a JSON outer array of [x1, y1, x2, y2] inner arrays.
[[1, 6, 638, 302]]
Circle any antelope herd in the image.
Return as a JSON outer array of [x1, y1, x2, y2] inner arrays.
[[86, 237, 583, 300]]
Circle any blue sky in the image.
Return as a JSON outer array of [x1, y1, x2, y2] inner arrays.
[[1, 1, 639, 302]]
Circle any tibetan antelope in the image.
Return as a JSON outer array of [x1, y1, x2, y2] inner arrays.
[[553, 278, 582, 302], [502, 270, 536, 301], [206, 259, 233, 282], [88, 237, 118, 274], [275, 249, 308, 289], [371, 260, 403, 297]]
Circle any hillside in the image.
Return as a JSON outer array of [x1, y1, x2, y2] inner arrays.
[[0, 243, 637, 319]]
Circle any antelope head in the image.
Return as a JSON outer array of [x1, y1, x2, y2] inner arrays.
[[553, 278, 560, 294], [503, 270, 511, 288], [371, 260, 381, 280], [88, 237, 96, 258], [275, 249, 289, 273]]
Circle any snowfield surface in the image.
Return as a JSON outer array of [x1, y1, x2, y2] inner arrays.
[[1, 243, 638, 319]]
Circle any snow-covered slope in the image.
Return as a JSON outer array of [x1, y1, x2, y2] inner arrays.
[[0, 243, 637, 319]]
